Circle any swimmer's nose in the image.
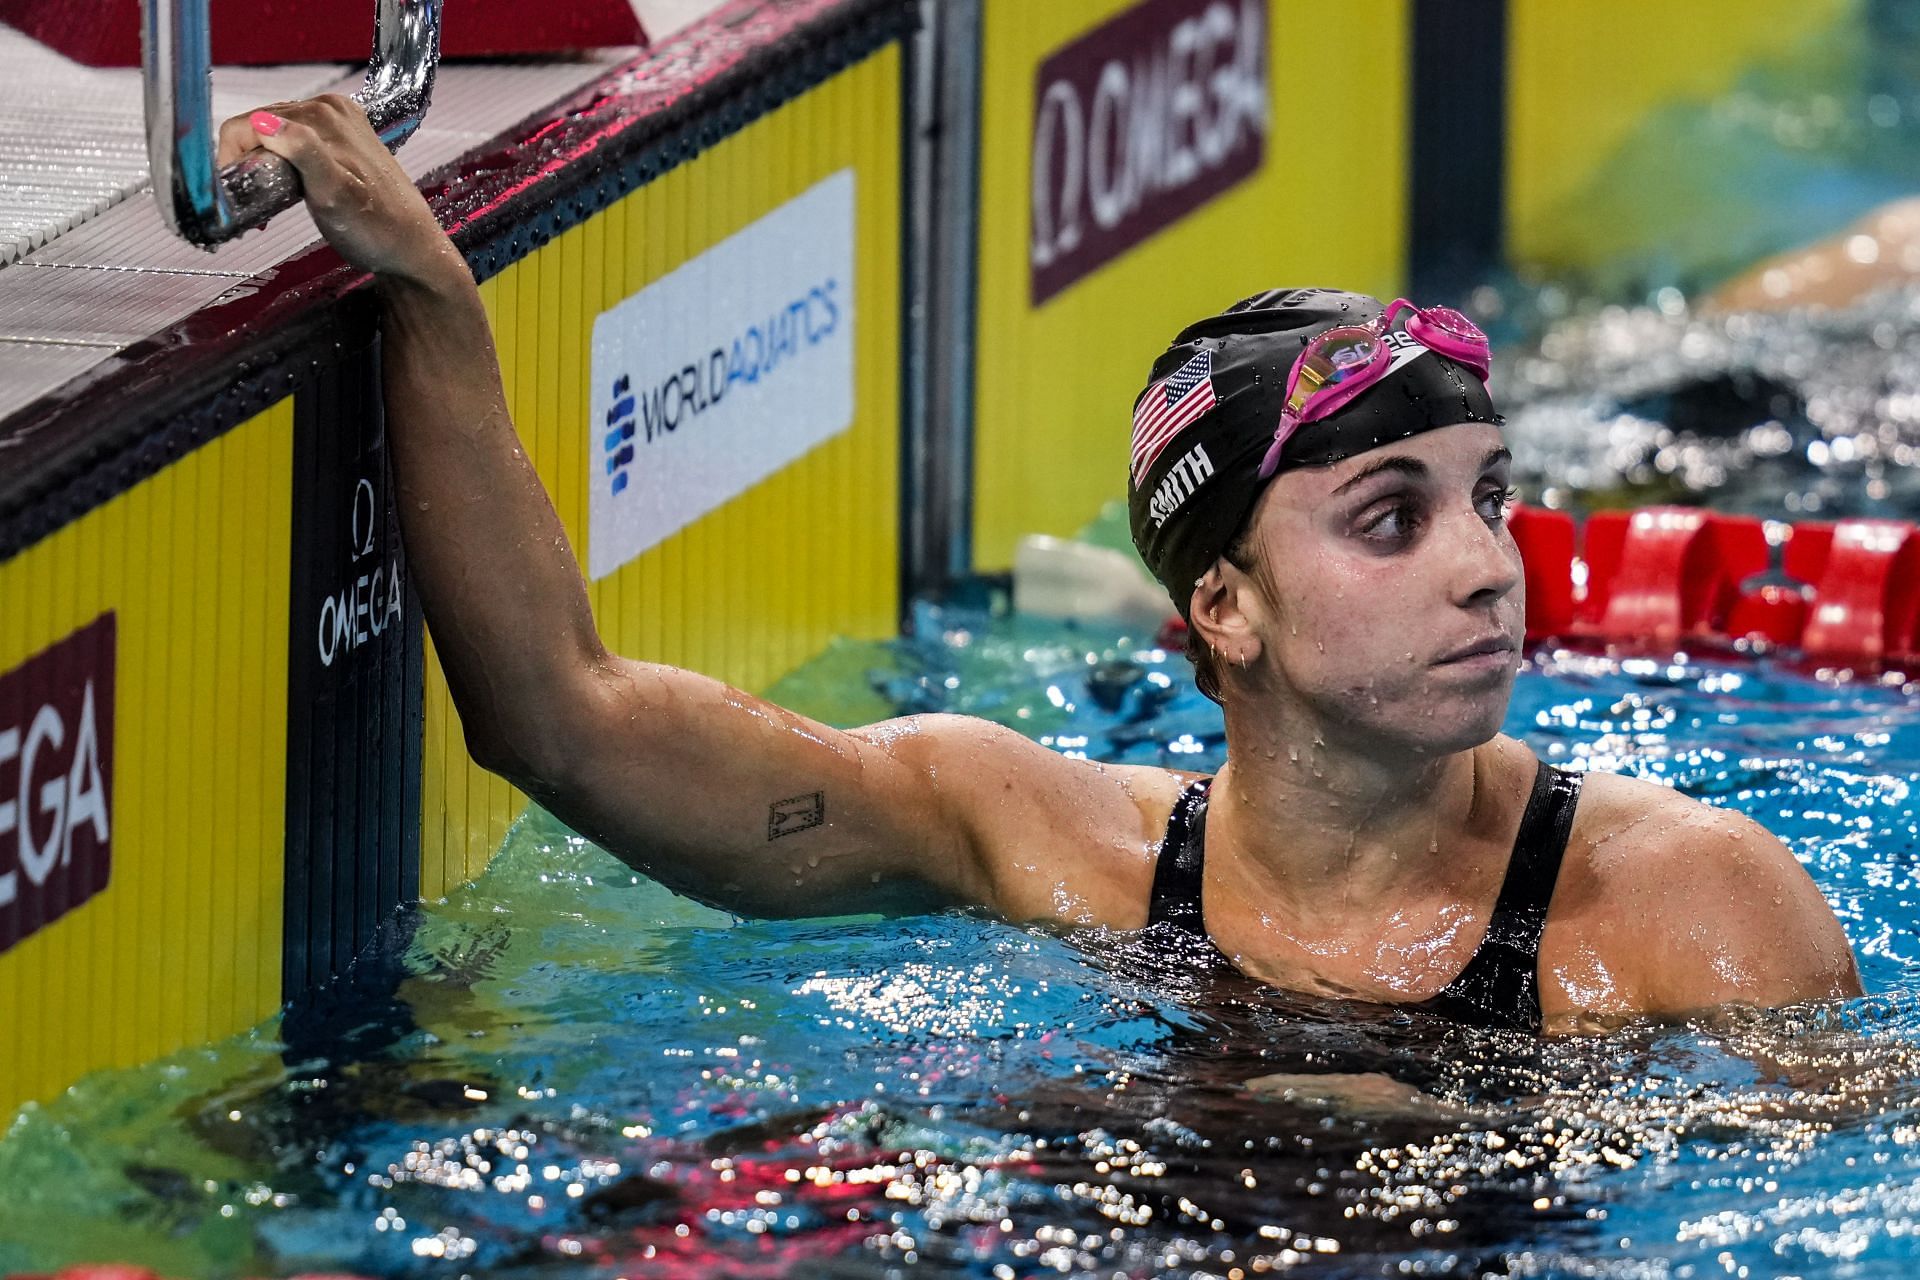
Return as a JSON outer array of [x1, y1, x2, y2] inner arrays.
[[1445, 507, 1523, 610]]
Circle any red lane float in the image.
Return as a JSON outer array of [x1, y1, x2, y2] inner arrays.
[[1505, 504, 1575, 639], [1791, 520, 1920, 663], [1508, 504, 1920, 672], [1582, 508, 1768, 644]]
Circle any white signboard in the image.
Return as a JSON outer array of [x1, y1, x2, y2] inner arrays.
[[588, 170, 856, 579]]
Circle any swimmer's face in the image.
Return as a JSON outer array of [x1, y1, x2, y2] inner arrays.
[[1230, 423, 1523, 755]]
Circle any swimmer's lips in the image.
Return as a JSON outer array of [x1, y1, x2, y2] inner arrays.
[[1431, 634, 1521, 675]]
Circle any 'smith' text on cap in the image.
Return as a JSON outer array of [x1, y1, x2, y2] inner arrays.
[[1149, 442, 1214, 527]]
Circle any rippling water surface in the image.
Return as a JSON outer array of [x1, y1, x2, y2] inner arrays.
[[1495, 285, 1920, 519], [2, 606, 1919, 1279]]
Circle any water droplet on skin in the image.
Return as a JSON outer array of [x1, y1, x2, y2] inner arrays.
[[806, 855, 820, 868]]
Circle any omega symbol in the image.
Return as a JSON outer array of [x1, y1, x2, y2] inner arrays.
[[350, 477, 377, 561]]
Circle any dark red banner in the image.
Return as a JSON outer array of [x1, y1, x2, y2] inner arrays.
[[1028, 0, 1269, 306], [0, 0, 644, 67], [0, 612, 114, 956]]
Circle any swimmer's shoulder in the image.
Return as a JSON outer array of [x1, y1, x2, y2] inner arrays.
[[1544, 767, 1862, 1017], [885, 713, 1197, 930]]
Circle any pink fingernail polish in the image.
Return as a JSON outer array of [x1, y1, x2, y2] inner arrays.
[[250, 110, 283, 137]]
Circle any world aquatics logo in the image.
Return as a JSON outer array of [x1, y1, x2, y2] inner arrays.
[[601, 278, 842, 499]]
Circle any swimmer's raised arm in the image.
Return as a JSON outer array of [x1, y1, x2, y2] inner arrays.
[[220, 98, 1165, 920], [1703, 195, 1920, 313]]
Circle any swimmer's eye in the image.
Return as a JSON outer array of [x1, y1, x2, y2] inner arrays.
[[1477, 485, 1518, 522], [1355, 485, 1512, 547], [1357, 500, 1419, 545]]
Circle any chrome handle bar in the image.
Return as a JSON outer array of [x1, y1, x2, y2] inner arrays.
[[142, 0, 443, 247]]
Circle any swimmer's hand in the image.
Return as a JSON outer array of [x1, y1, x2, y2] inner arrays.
[[1244, 1071, 1476, 1123], [216, 95, 464, 288]]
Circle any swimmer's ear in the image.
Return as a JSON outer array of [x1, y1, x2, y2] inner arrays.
[[1187, 559, 1263, 667]]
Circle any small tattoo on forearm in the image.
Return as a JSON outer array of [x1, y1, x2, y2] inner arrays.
[[768, 791, 825, 841]]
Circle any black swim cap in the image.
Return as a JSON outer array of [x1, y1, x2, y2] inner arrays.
[[1126, 287, 1502, 618]]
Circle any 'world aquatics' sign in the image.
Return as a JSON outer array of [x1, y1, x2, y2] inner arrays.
[[588, 170, 857, 580]]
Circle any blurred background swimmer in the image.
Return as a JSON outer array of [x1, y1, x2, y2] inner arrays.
[[216, 96, 1860, 1037]]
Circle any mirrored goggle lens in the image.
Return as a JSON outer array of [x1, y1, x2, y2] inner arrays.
[[1287, 329, 1382, 414]]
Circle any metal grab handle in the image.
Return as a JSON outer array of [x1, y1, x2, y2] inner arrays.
[[142, 0, 444, 248]]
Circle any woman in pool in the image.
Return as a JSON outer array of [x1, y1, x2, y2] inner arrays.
[[225, 96, 1862, 1036]]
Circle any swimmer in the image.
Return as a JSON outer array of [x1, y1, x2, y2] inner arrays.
[[1706, 194, 1920, 313], [221, 96, 1863, 1035]]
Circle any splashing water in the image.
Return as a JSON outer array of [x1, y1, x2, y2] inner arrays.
[[2, 605, 1919, 1278], [1496, 285, 1920, 519]]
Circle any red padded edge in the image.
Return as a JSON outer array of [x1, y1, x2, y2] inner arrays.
[[0, 0, 646, 66]]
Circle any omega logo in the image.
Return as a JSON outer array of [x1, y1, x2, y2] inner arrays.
[[0, 612, 115, 953], [316, 472, 404, 668], [350, 477, 377, 561]]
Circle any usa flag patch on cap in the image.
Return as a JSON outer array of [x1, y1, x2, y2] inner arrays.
[[1130, 348, 1216, 486]]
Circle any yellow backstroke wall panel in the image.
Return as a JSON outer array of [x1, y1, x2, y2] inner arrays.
[[419, 48, 903, 897], [0, 401, 292, 1118], [972, 0, 1410, 570], [1507, 0, 1852, 273]]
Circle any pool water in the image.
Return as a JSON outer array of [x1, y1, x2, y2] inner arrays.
[[2, 601, 1919, 1279]]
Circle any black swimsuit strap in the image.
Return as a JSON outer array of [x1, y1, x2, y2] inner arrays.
[[1422, 760, 1583, 1032], [1142, 761, 1584, 1033], [1147, 777, 1214, 936]]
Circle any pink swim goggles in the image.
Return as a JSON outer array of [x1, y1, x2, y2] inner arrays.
[[1256, 298, 1492, 479]]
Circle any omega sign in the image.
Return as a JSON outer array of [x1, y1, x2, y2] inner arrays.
[[0, 612, 114, 956], [317, 474, 404, 667], [1029, 0, 1269, 305]]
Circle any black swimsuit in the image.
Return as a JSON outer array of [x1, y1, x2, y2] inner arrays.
[[1146, 759, 1584, 1033]]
